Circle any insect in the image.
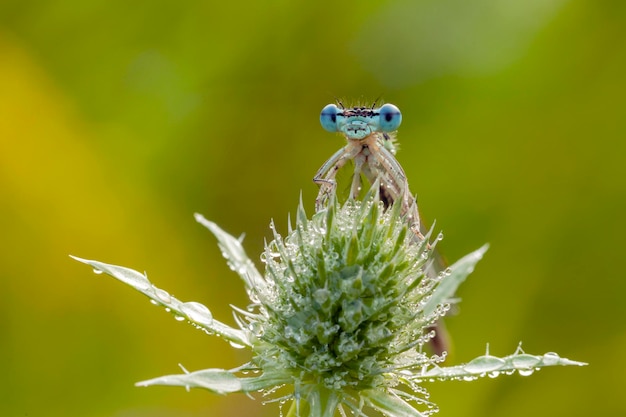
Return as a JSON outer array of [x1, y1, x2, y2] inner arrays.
[[314, 101, 449, 354], [314, 101, 424, 239]]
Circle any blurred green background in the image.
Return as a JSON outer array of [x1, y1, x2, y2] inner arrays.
[[1, 0, 624, 416]]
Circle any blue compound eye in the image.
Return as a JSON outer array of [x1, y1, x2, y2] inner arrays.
[[320, 104, 340, 132], [378, 103, 402, 132]]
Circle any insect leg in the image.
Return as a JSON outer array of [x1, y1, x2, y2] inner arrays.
[[350, 153, 366, 200], [313, 145, 361, 211]]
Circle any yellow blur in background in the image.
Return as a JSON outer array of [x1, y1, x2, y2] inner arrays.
[[1, 1, 624, 416]]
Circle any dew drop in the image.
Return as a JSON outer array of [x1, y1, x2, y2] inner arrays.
[[542, 352, 560, 366], [180, 301, 213, 327], [174, 315, 185, 321], [463, 355, 506, 373], [518, 368, 535, 376], [249, 322, 264, 336], [487, 371, 500, 378], [93, 268, 104, 275], [149, 299, 158, 305], [154, 288, 172, 304], [511, 354, 541, 369], [423, 367, 443, 377], [229, 341, 246, 349]]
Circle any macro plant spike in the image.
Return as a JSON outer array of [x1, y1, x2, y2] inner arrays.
[[72, 101, 586, 417]]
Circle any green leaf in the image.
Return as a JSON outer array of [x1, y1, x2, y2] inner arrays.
[[136, 367, 243, 395], [238, 370, 293, 392], [361, 389, 426, 417], [423, 243, 489, 317], [419, 344, 587, 381], [71, 256, 250, 347], [282, 386, 343, 417], [194, 213, 267, 294], [304, 387, 342, 417]]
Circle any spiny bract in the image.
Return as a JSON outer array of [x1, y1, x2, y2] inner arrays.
[[255, 189, 444, 400]]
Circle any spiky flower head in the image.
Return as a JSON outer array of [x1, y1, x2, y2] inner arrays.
[[252, 189, 446, 414], [73, 187, 585, 417]]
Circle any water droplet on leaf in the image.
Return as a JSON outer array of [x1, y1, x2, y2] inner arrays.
[[511, 354, 541, 369], [180, 301, 213, 327], [542, 352, 560, 366], [464, 355, 506, 373], [154, 288, 171, 303]]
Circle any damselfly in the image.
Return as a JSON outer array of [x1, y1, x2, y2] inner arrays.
[[314, 102, 424, 239]]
